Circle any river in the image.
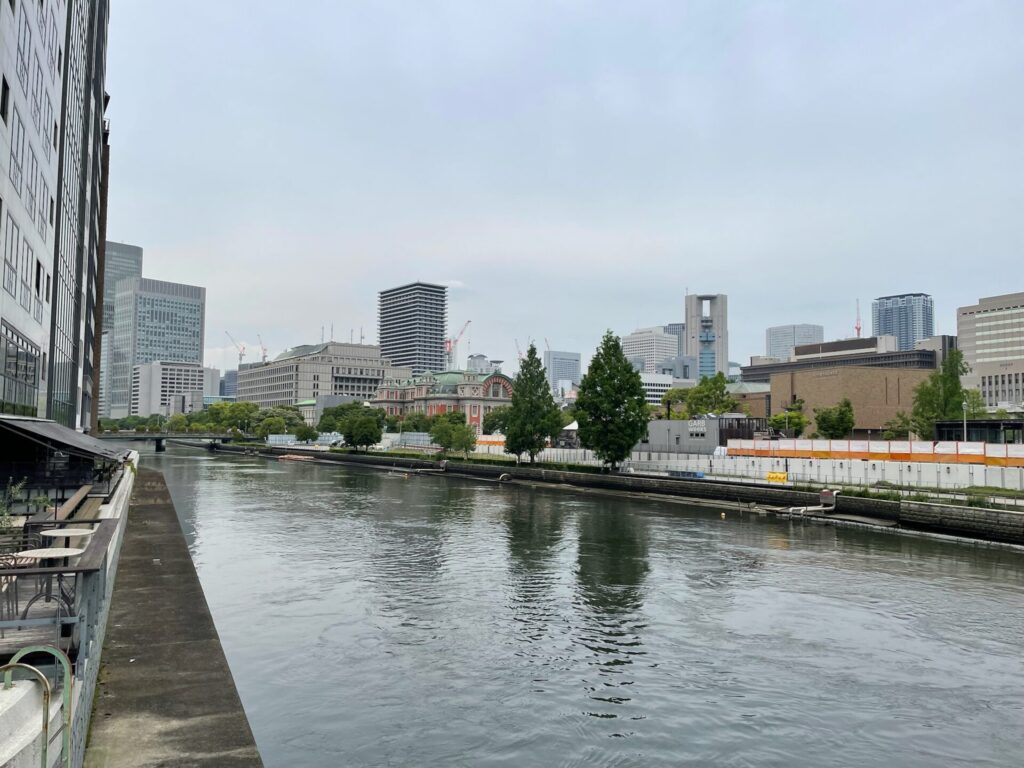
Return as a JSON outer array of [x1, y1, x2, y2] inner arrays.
[[145, 447, 1024, 767]]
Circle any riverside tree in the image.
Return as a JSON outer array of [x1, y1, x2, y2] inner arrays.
[[504, 344, 563, 463], [909, 350, 982, 438], [684, 373, 737, 416], [660, 388, 689, 419], [575, 331, 648, 469], [813, 398, 855, 439], [482, 405, 512, 435]]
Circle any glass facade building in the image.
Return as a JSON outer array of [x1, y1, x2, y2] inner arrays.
[[108, 277, 205, 418], [871, 294, 934, 353]]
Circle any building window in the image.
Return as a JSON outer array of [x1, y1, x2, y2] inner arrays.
[[8, 108, 25, 194], [16, 6, 31, 90], [0, 76, 9, 124], [3, 213, 19, 296]]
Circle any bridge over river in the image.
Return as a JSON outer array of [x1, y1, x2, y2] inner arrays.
[[95, 432, 240, 451]]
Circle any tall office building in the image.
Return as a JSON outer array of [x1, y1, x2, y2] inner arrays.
[[664, 323, 685, 356], [872, 293, 934, 352], [621, 327, 679, 374], [108, 277, 205, 418], [543, 350, 581, 396], [378, 282, 447, 375], [220, 369, 238, 398], [684, 294, 729, 379], [765, 324, 824, 360], [958, 292, 1024, 407], [1, 0, 67, 417], [47, 0, 111, 429], [130, 361, 219, 416], [95, 240, 142, 417]]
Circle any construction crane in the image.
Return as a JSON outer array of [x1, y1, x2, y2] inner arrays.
[[445, 320, 471, 369], [256, 333, 269, 363], [514, 338, 524, 361], [225, 331, 246, 368]]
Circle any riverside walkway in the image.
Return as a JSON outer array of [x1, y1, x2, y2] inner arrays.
[[84, 468, 262, 767]]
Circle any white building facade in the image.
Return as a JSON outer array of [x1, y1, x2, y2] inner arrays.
[[237, 342, 412, 409], [765, 324, 824, 361], [621, 328, 678, 375], [958, 292, 1024, 408], [130, 361, 219, 416]]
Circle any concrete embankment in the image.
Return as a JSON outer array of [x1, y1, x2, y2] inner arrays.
[[84, 467, 262, 767], [185, 441, 1024, 547]]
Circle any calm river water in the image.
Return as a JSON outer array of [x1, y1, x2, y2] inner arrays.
[[146, 448, 1024, 767]]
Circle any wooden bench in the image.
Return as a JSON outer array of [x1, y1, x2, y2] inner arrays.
[[29, 484, 92, 524], [73, 498, 105, 521]]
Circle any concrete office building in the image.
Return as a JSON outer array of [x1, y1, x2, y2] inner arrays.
[[467, 353, 502, 374], [872, 293, 934, 352], [378, 282, 447, 375], [130, 361, 218, 416], [49, 0, 111, 429], [1, 0, 110, 428], [622, 327, 678, 375], [684, 294, 728, 379], [108, 278, 205, 418], [765, 324, 824, 360], [958, 292, 1024, 407], [543, 349, 581, 396], [1, 0, 63, 417], [639, 372, 693, 406], [664, 323, 685, 355], [740, 336, 937, 384], [237, 341, 412, 410]]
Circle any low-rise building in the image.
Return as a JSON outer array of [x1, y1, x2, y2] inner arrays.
[[373, 370, 514, 434], [130, 362, 219, 416], [741, 336, 936, 384], [237, 342, 412, 409], [727, 381, 771, 418], [770, 366, 931, 437], [639, 373, 694, 406], [639, 416, 768, 455]]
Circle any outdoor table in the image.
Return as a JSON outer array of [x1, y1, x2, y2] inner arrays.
[[15, 547, 86, 612], [40, 529, 96, 549]]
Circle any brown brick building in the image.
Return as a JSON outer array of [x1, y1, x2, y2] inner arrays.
[[770, 366, 931, 437]]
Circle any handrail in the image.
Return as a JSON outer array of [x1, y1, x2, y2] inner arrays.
[[0, 519, 117, 576], [10, 646, 73, 768], [1, 661, 52, 768]]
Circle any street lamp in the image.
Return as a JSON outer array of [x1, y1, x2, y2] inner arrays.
[[962, 399, 968, 442]]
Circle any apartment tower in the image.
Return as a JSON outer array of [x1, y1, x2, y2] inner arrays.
[[378, 282, 447, 375]]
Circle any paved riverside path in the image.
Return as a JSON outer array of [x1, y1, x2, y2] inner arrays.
[[85, 467, 263, 767]]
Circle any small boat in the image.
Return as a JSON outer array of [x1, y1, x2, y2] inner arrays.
[[278, 454, 315, 462]]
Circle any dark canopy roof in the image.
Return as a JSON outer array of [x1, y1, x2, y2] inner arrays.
[[0, 415, 129, 462]]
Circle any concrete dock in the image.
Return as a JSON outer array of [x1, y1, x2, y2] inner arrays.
[[84, 468, 263, 767]]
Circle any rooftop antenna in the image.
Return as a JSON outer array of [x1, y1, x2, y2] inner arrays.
[[855, 300, 862, 338], [360, 326, 364, 344], [331, 323, 334, 341]]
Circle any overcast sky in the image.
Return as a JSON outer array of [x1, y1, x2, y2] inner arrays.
[[105, 0, 1024, 374]]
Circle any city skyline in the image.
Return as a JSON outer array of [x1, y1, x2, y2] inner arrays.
[[102, 2, 1023, 375]]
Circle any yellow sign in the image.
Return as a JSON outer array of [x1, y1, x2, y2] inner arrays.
[[766, 472, 789, 484]]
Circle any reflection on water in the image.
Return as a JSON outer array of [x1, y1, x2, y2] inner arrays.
[[147, 448, 1024, 768]]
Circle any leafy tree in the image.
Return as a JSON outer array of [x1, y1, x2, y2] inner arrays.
[[402, 412, 433, 432], [206, 401, 231, 429], [575, 331, 649, 469], [685, 373, 737, 416], [225, 402, 260, 432], [910, 349, 971, 438], [482, 405, 512, 435], [166, 414, 188, 433], [504, 344, 563, 463], [384, 415, 402, 432], [255, 416, 287, 440], [450, 422, 477, 456], [881, 411, 911, 440], [661, 387, 689, 419], [295, 424, 318, 442], [814, 398, 855, 439], [767, 406, 808, 437], [343, 415, 382, 451], [964, 389, 987, 419], [0, 478, 28, 534]]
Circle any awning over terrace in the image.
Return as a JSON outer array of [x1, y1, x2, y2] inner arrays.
[[0, 415, 129, 462]]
